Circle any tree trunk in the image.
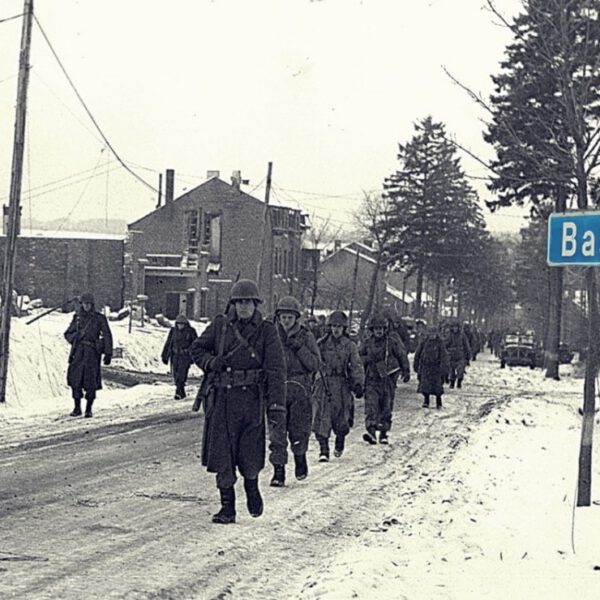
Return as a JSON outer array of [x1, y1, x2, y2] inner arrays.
[[544, 267, 563, 379], [433, 277, 441, 325], [415, 262, 424, 318], [545, 186, 567, 379]]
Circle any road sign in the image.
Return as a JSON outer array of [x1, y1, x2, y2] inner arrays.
[[548, 211, 600, 266]]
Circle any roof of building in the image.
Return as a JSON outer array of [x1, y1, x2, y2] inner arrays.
[[321, 241, 378, 265], [128, 177, 303, 228], [11, 229, 126, 241]]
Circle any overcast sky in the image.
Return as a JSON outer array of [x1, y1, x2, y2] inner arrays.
[[0, 0, 529, 234]]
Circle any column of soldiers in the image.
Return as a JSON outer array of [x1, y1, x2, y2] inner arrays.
[[64, 283, 481, 526]]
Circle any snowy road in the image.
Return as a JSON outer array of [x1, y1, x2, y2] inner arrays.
[[0, 353, 596, 599]]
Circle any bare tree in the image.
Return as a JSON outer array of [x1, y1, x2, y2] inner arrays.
[[301, 213, 341, 314], [353, 191, 395, 338]]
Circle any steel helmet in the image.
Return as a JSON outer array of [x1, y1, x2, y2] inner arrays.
[[368, 314, 387, 329], [328, 310, 348, 326], [229, 279, 262, 302], [175, 314, 188, 324], [80, 292, 95, 304], [276, 296, 301, 316], [381, 306, 397, 321]]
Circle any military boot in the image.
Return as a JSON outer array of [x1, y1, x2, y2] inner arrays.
[[449, 379, 456, 389], [243, 478, 263, 518], [212, 487, 236, 524], [379, 431, 389, 445], [270, 464, 285, 487], [457, 378, 463, 389], [333, 435, 345, 458], [84, 399, 93, 418], [70, 399, 82, 417], [436, 396, 443, 410], [362, 428, 377, 445], [318, 437, 330, 462], [422, 395, 430, 408], [294, 453, 308, 480]]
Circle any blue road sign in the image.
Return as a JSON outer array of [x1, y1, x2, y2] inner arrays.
[[548, 212, 600, 266]]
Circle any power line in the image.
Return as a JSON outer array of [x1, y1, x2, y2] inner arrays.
[[0, 13, 23, 25], [55, 148, 107, 230], [33, 15, 158, 194]]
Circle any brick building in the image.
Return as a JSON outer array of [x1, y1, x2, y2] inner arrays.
[[0, 230, 125, 309], [126, 171, 308, 320]]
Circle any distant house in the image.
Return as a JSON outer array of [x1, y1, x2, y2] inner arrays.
[[126, 171, 309, 319], [0, 229, 125, 309]]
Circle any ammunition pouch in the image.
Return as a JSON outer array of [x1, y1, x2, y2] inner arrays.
[[213, 368, 263, 389], [375, 360, 388, 378]]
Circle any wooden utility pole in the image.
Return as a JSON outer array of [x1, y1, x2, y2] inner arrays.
[[348, 249, 360, 330], [577, 267, 598, 505], [0, 0, 34, 403], [257, 162, 273, 312]]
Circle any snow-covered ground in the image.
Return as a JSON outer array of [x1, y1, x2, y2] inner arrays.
[[295, 359, 600, 600], [1, 317, 599, 599], [0, 310, 206, 421]]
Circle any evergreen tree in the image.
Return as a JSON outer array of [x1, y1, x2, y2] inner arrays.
[[484, 0, 600, 379], [384, 116, 487, 318]]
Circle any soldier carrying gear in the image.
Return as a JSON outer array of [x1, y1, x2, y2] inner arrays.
[[189, 279, 286, 525], [359, 313, 410, 445], [272, 296, 321, 486], [161, 314, 198, 400], [414, 325, 449, 409], [444, 321, 472, 389], [312, 310, 364, 461], [64, 292, 113, 418]]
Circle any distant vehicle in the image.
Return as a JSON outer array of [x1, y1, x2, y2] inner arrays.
[[500, 332, 540, 369], [558, 343, 575, 364]]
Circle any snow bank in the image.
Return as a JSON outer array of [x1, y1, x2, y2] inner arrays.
[[297, 357, 600, 600], [0, 310, 206, 419]]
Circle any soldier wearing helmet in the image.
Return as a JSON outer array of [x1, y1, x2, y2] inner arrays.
[[312, 310, 364, 461], [444, 320, 472, 389], [64, 292, 113, 418], [414, 324, 449, 409], [359, 313, 410, 445], [271, 296, 321, 486], [189, 279, 286, 524], [161, 314, 198, 400]]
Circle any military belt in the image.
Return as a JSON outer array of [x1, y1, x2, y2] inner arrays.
[[213, 368, 263, 389]]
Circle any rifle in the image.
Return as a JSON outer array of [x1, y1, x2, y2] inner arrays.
[[192, 314, 228, 412], [317, 369, 334, 401], [26, 297, 78, 325]]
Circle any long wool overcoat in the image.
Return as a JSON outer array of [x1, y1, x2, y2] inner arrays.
[[64, 308, 113, 393], [276, 321, 321, 454], [161, 322, 198, 384], [413, 335, 449, 396], [190, 308, 286, 482], [313, 333, 364, 439]]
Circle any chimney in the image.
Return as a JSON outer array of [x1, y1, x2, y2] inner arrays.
[[207, 170, 220, 180], [231, 170, 242, 191], [165, 169, 175, 204], [156, 173, 163, 208]]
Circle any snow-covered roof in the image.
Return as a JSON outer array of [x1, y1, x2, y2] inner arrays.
[[14, 229, 126, 241]]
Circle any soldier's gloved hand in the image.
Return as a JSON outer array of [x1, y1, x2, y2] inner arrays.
[[402, 372, 410, 383], [103, 354, 112, 366], [208, 356, 228, 372], [353, 383, 364, 398], [287, 337, 303, 351]]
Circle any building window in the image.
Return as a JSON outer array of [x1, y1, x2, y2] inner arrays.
[[185, 209, 200, 254], [209, 215, 221, 261]]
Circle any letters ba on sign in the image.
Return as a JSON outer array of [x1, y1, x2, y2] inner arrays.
[[547, 212, 600, 266]]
